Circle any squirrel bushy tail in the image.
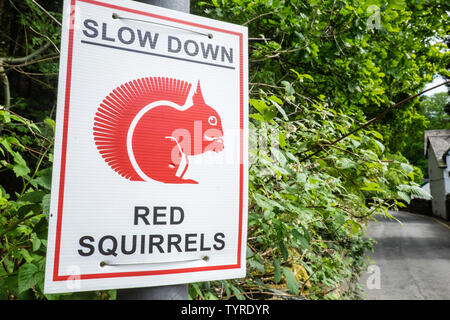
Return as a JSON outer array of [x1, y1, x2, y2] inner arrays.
[[93, 77, 192, 181]]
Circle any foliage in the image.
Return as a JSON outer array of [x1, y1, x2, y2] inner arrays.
[[188, 81, 420, 300], [194, 0, 449, 152], [0, 0, 447, 300], [402, 92, 450, 176], [421, 92, 450, 130], [187, 0, 447, 299], [0, 106, 116, 300]]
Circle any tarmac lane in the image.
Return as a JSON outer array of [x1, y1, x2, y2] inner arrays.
[[359, 211, 450, 300]]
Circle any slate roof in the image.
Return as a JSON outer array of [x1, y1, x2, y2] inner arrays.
[[425, 129, 450, 168]]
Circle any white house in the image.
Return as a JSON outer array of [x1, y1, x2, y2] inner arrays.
[[424, 129, 450, 220]]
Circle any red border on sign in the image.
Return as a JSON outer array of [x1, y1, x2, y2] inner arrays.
[[52, 0, 245, 281]]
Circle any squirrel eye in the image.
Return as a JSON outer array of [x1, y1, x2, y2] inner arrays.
[[208, 116, 217, 126]]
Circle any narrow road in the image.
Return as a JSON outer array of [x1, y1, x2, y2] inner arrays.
[[360, 211, 450, 300]]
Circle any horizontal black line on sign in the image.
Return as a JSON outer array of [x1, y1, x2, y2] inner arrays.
[[80, 40, 236, 70]]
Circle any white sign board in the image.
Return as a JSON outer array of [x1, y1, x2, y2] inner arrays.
[[45, 0, 248, 293]]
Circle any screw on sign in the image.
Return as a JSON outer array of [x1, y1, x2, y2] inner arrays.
[[93, 78, 225, 184]]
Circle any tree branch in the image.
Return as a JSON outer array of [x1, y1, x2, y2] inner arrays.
[[0, 42, 51, 107], [4, 41, 51, 64], [0, 64, 11, 107], [30, 0, 62, 27], [243, 11, 275, 26]]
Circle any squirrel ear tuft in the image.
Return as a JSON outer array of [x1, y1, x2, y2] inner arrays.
[[193, 81, 206, 105]]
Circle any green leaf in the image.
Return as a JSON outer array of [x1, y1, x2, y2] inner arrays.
[[13, 161, 31, 177], [18, 263, 41, 293], [249, 113, 266, 122], [400, 163, 414, 175], [31, 234, 41, 252], [361, 181, 385, 193], [281, 81, 295, 96], [268, 95, 283, 105], [410, 185, 431, 200], [1, 109, 11, 123], [270, 147, 287, 167], [269, 96, 288, 120], [290, 69, 314, 82], [336, 158, 357, 170], [397, 191, 411, 203], [250, 99, 268, 114], [278, 131, 287, 148], [334, 212, 346, 227], [346, 220, 361, 234], [273, 258, 282, 284], [253, 193, 274, 211], [248, 256, 265, 273], [19, 190, 47, 203], [188, 283, 204, 299], [231, 285, 245, 300], [292, 229, 310, 249], [42, 193, 51, 217], [17, 203, 41, 217], [249, 99, 277, 121], [282, 267, 299, 295], [373, 139, 385, 153], [33, 167, 52, 190], [19, 248, 34, 263], [44, 118, 55, 132], [278, 242, 289, 261]]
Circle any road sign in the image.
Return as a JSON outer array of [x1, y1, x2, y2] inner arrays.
[[44, 0, 248, 293]]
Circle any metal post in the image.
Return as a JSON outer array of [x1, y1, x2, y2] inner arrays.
[[116, 0, 190, 300]]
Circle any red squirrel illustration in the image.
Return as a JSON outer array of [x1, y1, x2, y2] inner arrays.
[[93, 77, 224, 184]]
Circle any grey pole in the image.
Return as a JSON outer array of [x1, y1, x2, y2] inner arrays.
[[116, 0, 190, 300]]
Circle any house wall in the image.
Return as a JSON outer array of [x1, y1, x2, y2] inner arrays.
[[427, 145, 448, 220], [445, 154, 450, 199], [445, 154, 450, 220]]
